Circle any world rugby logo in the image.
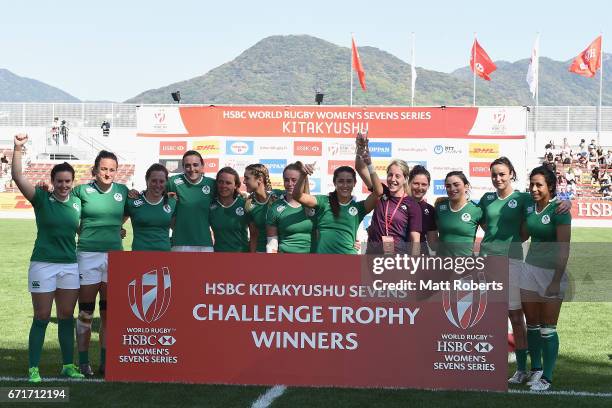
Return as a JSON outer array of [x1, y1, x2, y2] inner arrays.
[[128, 267, 172, 323], [442, 272, 488, 329]]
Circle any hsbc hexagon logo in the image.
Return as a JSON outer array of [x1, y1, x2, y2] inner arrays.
[[442, 272, 488, 329], [158, 335, 176, 346], [128, 267, 172, 323]]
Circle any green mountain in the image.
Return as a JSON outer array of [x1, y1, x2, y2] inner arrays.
[[126, 35, 611, 106], [0, 69, 80, 102]]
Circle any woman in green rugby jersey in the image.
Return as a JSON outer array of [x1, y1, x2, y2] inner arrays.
[[518, 165, 571, 391], [478, 157, 571, 386], [434, 171, 483, 257], [166, 150, 216, 252], [292, 146, 383, 254], [266, 161, 315, 254], [209, 167, 253, 252], [243, 163, 282, 253], [124, 164, 177, 251], [72, 150, 128, 377], [11, 134, 84, 382]]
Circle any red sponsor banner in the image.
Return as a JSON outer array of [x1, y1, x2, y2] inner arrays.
[[159, 141, 187, 156], [137, 106, 527, 139], [107, 253, 507, 390], [328, 160, 354, 174], [294, 141, 323, 156], [203, 158, 219, 175], [571, 199, 612, 219], [469, 162, 491, 178]]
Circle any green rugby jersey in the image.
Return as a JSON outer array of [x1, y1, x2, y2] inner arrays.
[[266, 198, 315, 253], [435, 200, 483, 257], [524, 198, 571, 269], [167, 174, 216, 247], [478, 191, 529, 259], [30, 188, 81, 263], [209, 196, 249, 253], [313, 195, 367, 254], [125, 195, 177, 251], [246, 190, 283, 252], [73, 182, 128, 252]]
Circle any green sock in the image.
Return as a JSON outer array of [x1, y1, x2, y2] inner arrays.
[[28, 319, 49, 368], [58, 318, 75, 365], [79, 351, 89, 365], [100, 348, 106, 365], [515, 349, 528, 372], [541, 325, 559, 382], [527, 325, 542, 371]]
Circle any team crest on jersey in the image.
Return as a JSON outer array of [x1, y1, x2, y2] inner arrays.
[[527, 206, 534, 214], [133, 199, 144, 207], [114, 193, 123, 202], [461, 213, 472, 222], [72, 203, 80, 212], [439, 204, 448, 211], [202, 185, 211, 195], [541, 214, 551, 225], [424, 208, 430, 215], [348, 206, 358, 216], [236, 207, 245, 216], [210, 203, 218, 210], [276, 205, 286, 213], [401, 204, 407, 211], [174, 178, 184, 185], [381, 194, 388, 201], [48, 196, 55, 202], [305, 208, 316, 217], [163, 204, 172, 213], [508, 199, 518, 209], [86, 187, 96, 193]]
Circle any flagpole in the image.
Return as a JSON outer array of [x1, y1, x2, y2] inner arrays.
[[473, 33, 477, 107], [350, 33, 354, 107], [535, 33, 540, 152], [598, 33, 603, 145], [411, 32, 416, 107]]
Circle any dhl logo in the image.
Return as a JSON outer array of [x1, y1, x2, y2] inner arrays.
[[192, 140, 220, 156], [469, 143, 499, 159]]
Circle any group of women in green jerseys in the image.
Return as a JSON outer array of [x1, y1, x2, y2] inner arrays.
[[14, 131, 571, 390]]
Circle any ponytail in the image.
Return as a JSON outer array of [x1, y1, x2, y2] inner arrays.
[[329, 191, 340, 218]]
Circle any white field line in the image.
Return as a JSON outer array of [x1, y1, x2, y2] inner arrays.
[[508, 389, 612, 398], [250, 385, 287, 408]]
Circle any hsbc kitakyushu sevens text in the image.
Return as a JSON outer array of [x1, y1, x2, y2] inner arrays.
[[371, 254, 486, 275]]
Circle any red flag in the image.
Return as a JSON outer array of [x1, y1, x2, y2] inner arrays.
[[569, 36, 602, 78], [470, 39, 497, 81], [352, 36, 367, 91]]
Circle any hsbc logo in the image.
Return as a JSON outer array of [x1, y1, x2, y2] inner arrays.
[[158, 335, 176, 346], [226, 140, 253, 155], [128, 267, 172, 323], [474, 342, 493, 353], [442, 272, 488, 330], [294, 141, 322, 156]]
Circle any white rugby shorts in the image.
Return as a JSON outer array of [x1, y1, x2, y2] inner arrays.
[[28, 262, 79, 293], [77, 252, 108, 285]]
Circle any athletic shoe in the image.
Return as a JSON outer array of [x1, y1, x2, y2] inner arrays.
[[529, 377, 551, 391], [61, 364, 85, 379], [508, 370, 529, 384], [79, 363, 94, 378], [28, 367, 42, 383], [526, 369, 543, 385]]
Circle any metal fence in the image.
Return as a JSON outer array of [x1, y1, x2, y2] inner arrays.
[[1, 103, 612, 132]]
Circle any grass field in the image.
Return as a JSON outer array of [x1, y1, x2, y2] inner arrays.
[[0, 219, 610, 407]]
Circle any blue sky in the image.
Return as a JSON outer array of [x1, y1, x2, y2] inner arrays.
[[0, 0, 608, 101]]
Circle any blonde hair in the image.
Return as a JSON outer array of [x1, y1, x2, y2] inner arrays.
[[245, 163, 277, 212], [386, 159, 410, 195]]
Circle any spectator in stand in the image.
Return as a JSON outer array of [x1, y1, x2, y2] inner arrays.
[[599, 173, 611, 194], [101, 121, 110, 137], [578, 154, 587, 168], [579, 139, 587, 158], [566, 182, 576, 199], [0, 152, 8, 175], [591, 167, 600, 186], [565, 168, 576, 185], [588, 139, 596, 150], [51, 117, 60, 146], [561, 138, 571, 155], [60, 120, 69, 145]]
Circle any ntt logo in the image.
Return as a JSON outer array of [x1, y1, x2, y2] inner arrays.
[[128, 267, 172, 323]]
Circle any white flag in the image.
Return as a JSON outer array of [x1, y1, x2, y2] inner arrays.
[[411, 33, 417, 105], [526, 34, 540, 98]]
